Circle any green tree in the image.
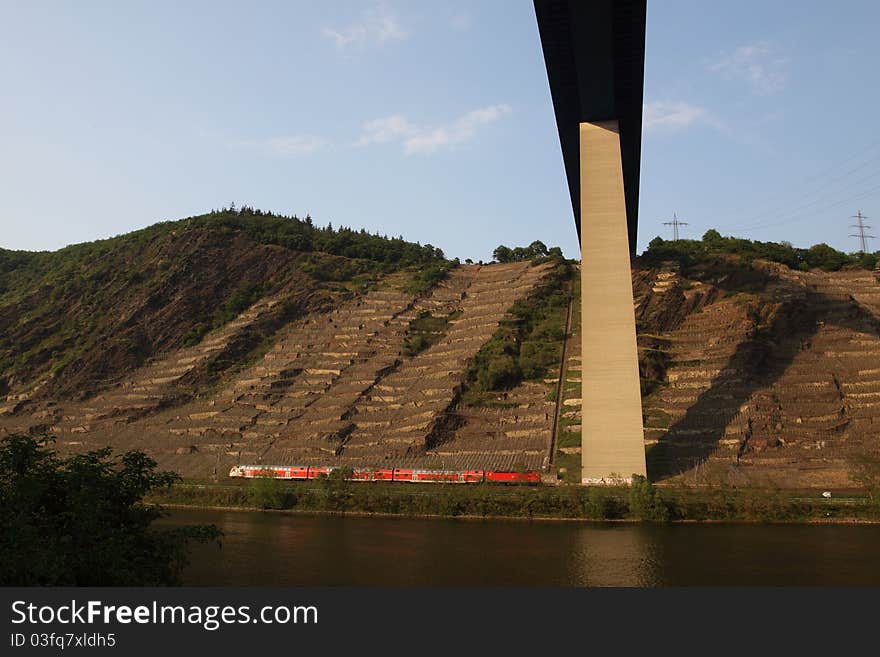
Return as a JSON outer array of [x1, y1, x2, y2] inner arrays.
[[627, 474, 669, 521], [248, 472, 292, 509], [478, 354, 521, 390], [321, 466, 353, 511], [527, 240, 548, 258], [804, 243, 849, 271], [493, 245, 514, 263], [702, 229, 722, 245], [0, 434, 220, 585]]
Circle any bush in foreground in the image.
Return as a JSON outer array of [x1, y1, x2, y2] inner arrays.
[[0, 434, 221, 586]]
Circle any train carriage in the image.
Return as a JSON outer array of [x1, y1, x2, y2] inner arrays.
[[485, 471, 542, 484], [229, 464, 541, 485]]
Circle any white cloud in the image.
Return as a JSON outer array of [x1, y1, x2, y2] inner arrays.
[[323, 5, 408, 50], [643, 100, 716, 133], [405, 105, 512, 154], [355, 104, 512, 155], [355, 115, 418, 146], [234, 135, 327, 158], [709, 41, 787, 94]]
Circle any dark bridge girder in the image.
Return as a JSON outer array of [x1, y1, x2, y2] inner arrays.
[[534, 0, 646, 253]]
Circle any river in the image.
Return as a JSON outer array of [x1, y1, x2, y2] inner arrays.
[[161, 508, 880, 586]]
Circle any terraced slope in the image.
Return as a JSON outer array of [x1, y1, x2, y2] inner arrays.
[[629, 260, 880, 486], [44, 289, 296, 424], [149, 271, 422, 473], [336, 262, 553, 468], [259, 266, 478, 466], [7, 271, 421, 473], [550, 259, 880, 487], [0, 262, 557, 477], [153, 262, 554, 475], [555, 272, 582, 483], [415, 379, 555, 472], [5, 226, 878, 489]]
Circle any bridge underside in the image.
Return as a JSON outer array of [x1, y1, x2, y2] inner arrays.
[[535, 0, 647, 483]]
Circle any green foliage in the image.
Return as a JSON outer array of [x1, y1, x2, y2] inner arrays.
[[0, 206, 450, 391], [403, 311, 457, 357], [213, 282, 266, 325], [731, 487, 791, 521], [248, 473, 294, 510], [318, 467, 354, 512], [640, 348, 671, 396], [180, 281, 291, 351], [187, 207, 446, 266], [492, 240, 558, 264], [0, 434, 221, 585], [583, 488, 626, 519], [856, 251, 878, 270], [643, 230, 878, 272], [155, 477, 880, 522], [465, 261, 573, 399], [182, 323, 211, 348], [404, 333, 431, 356], [478, 353, 521, 390], [803, 243, 850, 271], [493, 245, 514, 263], [298, 253, 374, 282], [627, 475, 670, 521], [403, 262, 451, 295]]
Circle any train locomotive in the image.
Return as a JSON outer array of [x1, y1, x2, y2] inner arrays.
[[229, 464, 541, 485]]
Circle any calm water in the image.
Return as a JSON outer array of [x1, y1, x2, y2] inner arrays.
[[160, 509, 880, 586]]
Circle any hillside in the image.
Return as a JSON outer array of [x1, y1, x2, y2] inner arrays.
[[641, 259, 880, 487], [2, 218, 879, 489], [0, 208, 445, 403], [0, 212, 564, 477], [555, 237, 880, 488]]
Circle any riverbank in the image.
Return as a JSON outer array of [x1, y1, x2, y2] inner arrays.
[[148, 479, 880, 524], [156, 502, 880, 525]]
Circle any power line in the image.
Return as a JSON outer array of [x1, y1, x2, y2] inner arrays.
[[731, 167, 880, 233], [713, 138, 880, 229], [662, 213, 689, 241], [850, 211, 876, 253], [722, 179, 880, 236]]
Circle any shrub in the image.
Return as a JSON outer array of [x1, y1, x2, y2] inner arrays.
[[642, 229, 877, 273], [583, 488, 625, 519], [627, 475, 669, 521], [319, 467, 353, 511], [0, 434, 220, 585], [492, 241, 557, 264], [248, 473, 293, 510], [465, 260, 573, 396], [403, 263, 451, 295]]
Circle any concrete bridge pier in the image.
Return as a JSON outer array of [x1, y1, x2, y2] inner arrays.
[[579, 120, 646, 484]]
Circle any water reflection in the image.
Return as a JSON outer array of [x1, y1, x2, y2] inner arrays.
[[159, 510, 880, 586], [568, 525, 662, 586]]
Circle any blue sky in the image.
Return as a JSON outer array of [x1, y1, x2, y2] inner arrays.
[[2, 0, 879, 260]]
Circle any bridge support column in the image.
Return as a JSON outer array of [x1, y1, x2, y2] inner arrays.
[[579, 120, 646, 484]]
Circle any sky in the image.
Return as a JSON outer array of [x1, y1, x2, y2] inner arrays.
[[1, 0, 879, 261]]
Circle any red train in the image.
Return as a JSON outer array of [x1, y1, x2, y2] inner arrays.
[[228, 464, 541, 485]]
